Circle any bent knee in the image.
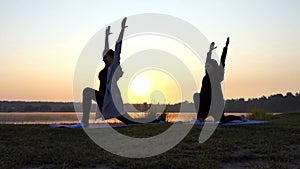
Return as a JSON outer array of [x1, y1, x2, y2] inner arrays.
[[83, 87, 95, 96], [193, 93, 200, 100]]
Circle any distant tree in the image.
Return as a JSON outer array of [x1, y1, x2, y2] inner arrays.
[[259, 96, 267, 100], [269, 94, 284, 99], [143, 102, 150, 111], [286, 92, 294, 98]]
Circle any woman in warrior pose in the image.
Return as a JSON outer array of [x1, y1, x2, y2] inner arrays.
[[194, 38, 245, 123], [77, 17, 160, 127]]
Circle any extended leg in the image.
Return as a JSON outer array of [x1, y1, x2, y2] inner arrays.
[[116, 113, 160, 125], [82, 87, 97, 126], [220, 115, 241, 123], [196, 94, 210, 121], [193, 93, 200, 113]]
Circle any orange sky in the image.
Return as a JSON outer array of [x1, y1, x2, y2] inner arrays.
[[0, 1, 299, 103]]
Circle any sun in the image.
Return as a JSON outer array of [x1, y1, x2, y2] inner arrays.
[[130, 75, 151, 95]]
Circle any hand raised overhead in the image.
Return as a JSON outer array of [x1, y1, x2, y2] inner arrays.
[[121, 17, 128, 29], [209, 42, 217, 52], [106, 26, 112, 36], [226, 37, 230, 47]]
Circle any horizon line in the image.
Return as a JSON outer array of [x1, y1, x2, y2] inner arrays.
[[0, 91, 299, 104]]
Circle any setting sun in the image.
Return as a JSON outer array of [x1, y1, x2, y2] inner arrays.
[[130, 75, 151, 95], [123, 69, 182, 104]]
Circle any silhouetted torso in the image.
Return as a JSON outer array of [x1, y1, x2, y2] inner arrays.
[[198, 47, 227, 120], [97, 66, 108, 107]]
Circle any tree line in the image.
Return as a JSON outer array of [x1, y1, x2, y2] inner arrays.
[[0, 92, 299, 113]]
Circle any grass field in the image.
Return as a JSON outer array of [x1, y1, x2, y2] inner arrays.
[[0, 113, 299, 169]]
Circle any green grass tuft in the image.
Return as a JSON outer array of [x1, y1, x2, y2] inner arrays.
[[247, 109, 271, 120]]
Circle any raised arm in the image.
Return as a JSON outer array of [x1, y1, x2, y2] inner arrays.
[[103, 26, 112, 57], [114, 17, 127, 65], [117, 17, 127, 44], [206, 42, 217, 63], [220, 37, 230, 68]]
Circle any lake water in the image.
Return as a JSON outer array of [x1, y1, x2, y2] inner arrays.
[[0, 112, 252, 124]]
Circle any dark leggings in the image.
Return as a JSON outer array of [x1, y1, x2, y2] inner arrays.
[[194, 93, 241, 123], [82, 87, 98, 125], [116, 114, 160, 125], [220, 115, 241, 123], [82, 87, 159, 125]]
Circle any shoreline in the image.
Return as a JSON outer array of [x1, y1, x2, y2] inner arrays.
[[0, 112, 284, 125]]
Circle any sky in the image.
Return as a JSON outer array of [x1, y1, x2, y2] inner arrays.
[[0, 0, 299, 103]]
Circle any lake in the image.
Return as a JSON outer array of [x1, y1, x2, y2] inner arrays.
[[0, 112, 252, 124]]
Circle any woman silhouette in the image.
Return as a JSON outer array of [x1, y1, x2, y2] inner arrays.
[[194, 38, 245, 123], [77, 17, 160, 127]]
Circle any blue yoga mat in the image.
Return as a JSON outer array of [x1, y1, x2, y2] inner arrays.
[[50, 123, 132, 129], [219, 120, 267, 126], [50, 120, 267, 129], [187, 120, 267, 126]]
